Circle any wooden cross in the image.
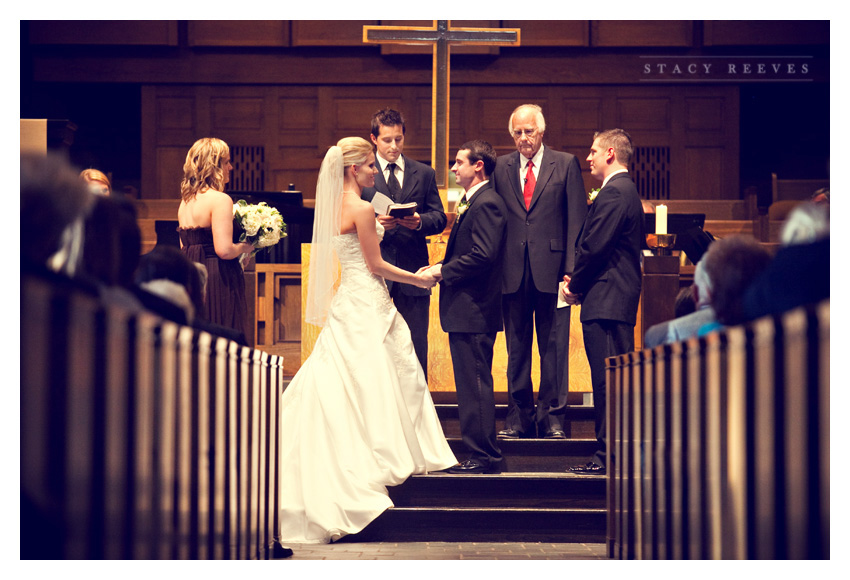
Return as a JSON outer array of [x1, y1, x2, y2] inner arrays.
[[363, 21, 520, 190]]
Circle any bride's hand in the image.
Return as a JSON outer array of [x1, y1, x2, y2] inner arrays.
[[416, 270, 437, 289]]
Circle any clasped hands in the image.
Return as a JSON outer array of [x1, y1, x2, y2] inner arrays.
[[377, 213, 421, 231], [560, 275, 582, 305], [414, 263, 442, 289]]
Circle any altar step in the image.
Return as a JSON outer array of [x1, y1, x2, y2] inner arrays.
[[341, 399, 607, 543], [438, 401, 598, 472]]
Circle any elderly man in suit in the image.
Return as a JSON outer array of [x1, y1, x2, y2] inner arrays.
[[361, 108, 447, 380], [563, 128, 643, 475], [492, 104, 587, 440], [426, 140, 507, 474]]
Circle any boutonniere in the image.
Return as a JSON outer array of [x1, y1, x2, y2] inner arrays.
[[456, 196, 470, 219], [587, 188, 600, 204]]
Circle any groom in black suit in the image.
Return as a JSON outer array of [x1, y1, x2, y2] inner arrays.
[[427, 140, 507, 474], [562, 129, 643, 475], [361, 109, 447, 380], [492, 104, 587, 439]]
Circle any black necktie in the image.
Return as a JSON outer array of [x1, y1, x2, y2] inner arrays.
[[386, 162, 402, 201]]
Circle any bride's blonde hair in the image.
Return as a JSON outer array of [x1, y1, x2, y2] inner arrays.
[[337, 137, 373, 171], [180, 138, 230, 202]]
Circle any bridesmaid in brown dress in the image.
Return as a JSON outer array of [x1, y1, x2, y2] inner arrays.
[[177, 138, 254, 338]]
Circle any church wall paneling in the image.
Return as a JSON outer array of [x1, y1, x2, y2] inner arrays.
[[187, 20, 291, 47], [291, 21, 377, 46], [591, 20, 694, 47], [503, 20, 589, 47], [703, 20, 829, 46], [28, 20, 179, 46], [143, 83, 740, 203]]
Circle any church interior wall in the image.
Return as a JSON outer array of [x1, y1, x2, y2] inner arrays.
[[21, 20, 829, 205]]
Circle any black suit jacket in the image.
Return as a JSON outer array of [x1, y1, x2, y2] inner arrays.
[[362, 154, 447, 296], [569, 172, 643, 325], [492, 146, 587, 294], [439, 182, 507, 334]]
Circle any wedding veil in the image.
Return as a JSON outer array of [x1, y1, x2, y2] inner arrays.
[[305, 145, 343, 327]]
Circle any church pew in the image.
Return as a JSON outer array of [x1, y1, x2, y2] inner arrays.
[[606, 300, 829, 560], [20, 270, 287, 560]]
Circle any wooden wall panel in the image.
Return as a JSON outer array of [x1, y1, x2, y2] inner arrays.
[[156, 97, 196, 132], [616, 97, 671, 132], [143, 84, 740, 202], [703, 20, 829, 46], [685, 147, 724, 200], [187, 21, 290, 47], [504, 20, 589, 47], [685, 97, 725, 132], [592, 21, 694, 47], [157, 148, 187, 200], [211, 97, 265, 131], [29, 20, 179, 45], [291, 21, 376, 46], [278, 98, 318, 132]]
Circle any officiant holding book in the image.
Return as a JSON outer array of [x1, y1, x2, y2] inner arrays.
[[361, 108, 447, 379]]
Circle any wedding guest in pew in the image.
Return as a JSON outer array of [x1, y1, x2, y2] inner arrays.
[[741, 201, 829, 322], [644, 256, 717, 348], [21, 153, 94, 277], [76, 194, 151, 314], [134, 246, 248, 344], [697, 235, 772, 336], [80, 168, 112, 196]]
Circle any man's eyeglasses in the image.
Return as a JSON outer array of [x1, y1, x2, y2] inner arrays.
[[512, 128, 538, 139]]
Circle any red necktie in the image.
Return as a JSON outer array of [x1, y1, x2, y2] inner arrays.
[[523, 160, 536, 209]]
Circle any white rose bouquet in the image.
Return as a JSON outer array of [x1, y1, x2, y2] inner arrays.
[[233, 200, 287, 265]]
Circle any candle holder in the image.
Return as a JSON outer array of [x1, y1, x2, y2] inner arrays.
[[646, 233, 677, 256]]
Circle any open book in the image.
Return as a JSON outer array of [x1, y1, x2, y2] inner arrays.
[[370, 191, 417, 218], [386, 202, 417, 218]]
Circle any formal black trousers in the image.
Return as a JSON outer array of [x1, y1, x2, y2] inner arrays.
[[502, 255, 568, 435], [391, 286, 430, 381], [448, 332, 503, 467], [581, 319, 634, 467]]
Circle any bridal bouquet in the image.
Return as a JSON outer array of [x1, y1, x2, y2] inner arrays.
[[233, 200, 287, 265]]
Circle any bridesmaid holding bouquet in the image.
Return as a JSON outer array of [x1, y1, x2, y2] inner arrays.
[[177, 137, 254, 339]]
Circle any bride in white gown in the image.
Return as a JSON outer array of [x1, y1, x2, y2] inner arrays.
[[278, 137, 457, 544]]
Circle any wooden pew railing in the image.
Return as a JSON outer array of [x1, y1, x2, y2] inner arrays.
[[607, 300, 829, 560], [21, 270, 288, 559]]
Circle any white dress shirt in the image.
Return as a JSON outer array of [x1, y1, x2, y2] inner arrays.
[[377, 153, 405, 190], [519, 145, 545, 186]]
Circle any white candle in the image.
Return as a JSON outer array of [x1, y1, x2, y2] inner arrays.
[[656, 204, 668, 235]]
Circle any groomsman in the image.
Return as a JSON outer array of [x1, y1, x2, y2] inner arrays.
[[492, 104, 587, 439], [428, 140, 507, 474], [562, 129, 643, 475], [361, 108, 447, 380]]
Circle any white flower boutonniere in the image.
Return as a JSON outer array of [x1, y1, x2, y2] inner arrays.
[[456, 196, 470, 220], [587, 188, 601, 204]]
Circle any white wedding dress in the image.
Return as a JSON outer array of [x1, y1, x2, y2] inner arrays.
[[278, 221, 457, 543]]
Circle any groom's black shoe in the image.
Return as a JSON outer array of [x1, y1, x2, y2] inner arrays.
[[568, 462, 606, 475], [448, 459, 501, 474]]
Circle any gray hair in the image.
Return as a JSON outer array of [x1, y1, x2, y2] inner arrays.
[[693, 258, 713, 309], [781, 202, 829, 245], [508, 104, 546, 134]]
